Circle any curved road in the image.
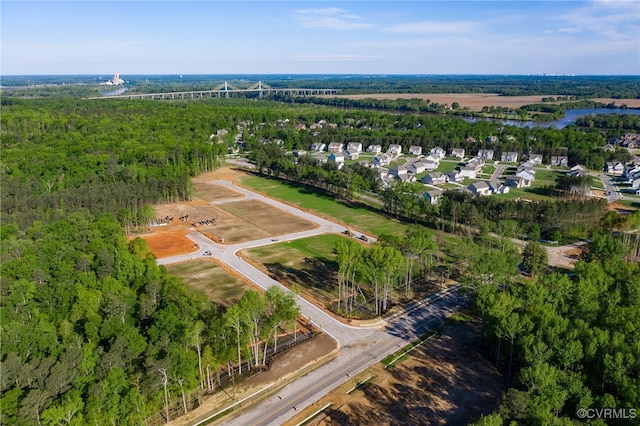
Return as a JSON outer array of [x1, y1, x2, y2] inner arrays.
[[158, 180, 466, 425]]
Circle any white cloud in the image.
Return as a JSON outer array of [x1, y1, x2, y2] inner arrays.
[[554, 0, 640, 39], [385, 20, 480, 35], [294, 53, 385, 62], [292, 7, 374, 31]]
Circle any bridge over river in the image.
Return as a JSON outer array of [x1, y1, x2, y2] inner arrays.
[[90, 80, 340, 100]]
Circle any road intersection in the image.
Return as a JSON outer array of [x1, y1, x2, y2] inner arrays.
[[158, 180, 466, 425]]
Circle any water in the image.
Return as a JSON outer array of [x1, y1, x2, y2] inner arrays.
[[465, 108, 640, 129]]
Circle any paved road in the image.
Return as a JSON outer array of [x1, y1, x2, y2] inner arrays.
[[597, 173, 622, 203], [158, 180, 465, 425]]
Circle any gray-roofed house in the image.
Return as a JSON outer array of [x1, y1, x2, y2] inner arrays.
[[468, 180, 492, 196], [347, 142, 363, 152], [409, 145, 423, 156], [328, 142, 344, 153], [430, 146, 446, 159], [450, 148, 465, 159], [344, 148, 360, 160], [501, 151, 519, 163], [528, 153, 543, 165], [372, 153, 391, 167], [447, 169, 464, 183], [505, 175, 530, 188], [477, 149, 494, 160], [367, 144, 382, 153], [550, 155, 569, 167], [424, 189, 444, 205], [422, 172, 448, 186], [488, 179, 510, 194], [310, 142, 326, 152], [387, 144, 403, 156]]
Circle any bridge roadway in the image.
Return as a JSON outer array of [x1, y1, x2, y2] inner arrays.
[[157, 180, 466, 426], [91, 87, 340, 100]]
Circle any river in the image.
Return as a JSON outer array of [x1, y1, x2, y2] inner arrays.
[[465, 108, 640, 129]]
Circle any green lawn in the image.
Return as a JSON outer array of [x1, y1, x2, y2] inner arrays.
[[243, 234, 347, 302], [239, 175, 409, 236]]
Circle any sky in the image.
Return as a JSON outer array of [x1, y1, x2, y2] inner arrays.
[[1, 1, 639, 75]]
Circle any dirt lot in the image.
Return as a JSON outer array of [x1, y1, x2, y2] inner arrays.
[[287, 318, 504, 426], [329, 93, 640, 110]]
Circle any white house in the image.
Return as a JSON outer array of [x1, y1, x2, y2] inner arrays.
[[447, 169, 464, 183], [328, 142, 344, 153], [516, 169, 536, 182], [450, 148, 465, 159], [505, 175, 531, 188], [328, 152, 345, 164], [501, 151, 519, 163], [344, 148, 360, 160], [605, 162, 624, 175], [430, 147, 446, 159], [422, 172, 448, 186], [551, 155, 569, 167], [346, 142, 363, 152], [424, 189, 444, 205], [408, 161, 427, 175], [459, 164, 479, 179], [568, 164, 588, 177], [409, 145, 423, 156], [468, 181, 492, 196], [372, 153, 391, 167], [489, 179, 510, 194], [477, 149, 494, 160], [485, 136, 499, 143], [310, 142, 326, 152], [528, 153, 543, 165], [367, 144, 382, 154], [388, 144, 403, 156]]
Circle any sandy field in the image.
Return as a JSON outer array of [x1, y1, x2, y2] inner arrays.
[[287, 318, 504, 426], [328, 93, 640, 110]]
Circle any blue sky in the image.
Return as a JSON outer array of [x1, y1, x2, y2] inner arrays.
[[2, 1, 639, 75]]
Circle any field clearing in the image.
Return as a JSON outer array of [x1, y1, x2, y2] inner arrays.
[[213, 199, 318, 243], [192, 180, 243, 201], [239, 176, 408, 236], [287, 317, 503, 426], [165, 259, 256, 306], [141, 230, 198, 258], [327, 93, 640, 110]]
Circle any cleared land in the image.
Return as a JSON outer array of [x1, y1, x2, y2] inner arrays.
[[286, 317, 504, 426], [164, 259, 257, 306], [327, 93, 640, 109]]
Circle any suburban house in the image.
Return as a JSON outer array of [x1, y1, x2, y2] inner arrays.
[[430, 147, 446, 159], [501, 151, 519, 163], [315, 154, 328, 165], [372, 153, 391, 168], [310, 142, 326, 152], [622, 165, 640, 180], [477, 149, 495, 160], [489, 179, 510, 194], [604, 161, 624, 175], [468, 180, 492, 196], [367, 144, 382, 154], [423, 157, 439, 171], [388, 144, 403, 156], [328, 152, 345, 164], [347, 142, 363, 153], [632, 176, 640, 189], [505, 175, 531, 188], [568, 164, 588, 177], [516, 169, 536, 182], [460, 164, 479, 179], [408, 161, 427, 175], [328, 142, 344, 153], [422, 172, 448, 186], [450, 148, 465, 159], [550, 155, 569, 167], [528, 153, 543, 165], [447, 169, 464, 183], [409, 145, 423, 156], [424, 189, 444, 205], [601, 143, 617, 152], [485, 136, 499, 143], [293, 149, 307, 158], [389, 165, 408, 179], [344, 148, 360, 160]]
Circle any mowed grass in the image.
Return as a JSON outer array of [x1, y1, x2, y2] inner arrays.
[[165, 259, 255, 307], [243, 234, 348, 301], [239, 175, 408, 236]]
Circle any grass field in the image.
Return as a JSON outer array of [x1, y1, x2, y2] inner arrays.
[[239, 176, 409, 236], [192, 181, 243, 201], [165, 259, 256, 306], [243, 234, 347, 303]]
